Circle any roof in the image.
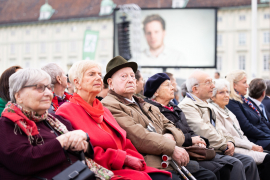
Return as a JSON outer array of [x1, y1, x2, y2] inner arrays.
[[0, 0, 267, 25]]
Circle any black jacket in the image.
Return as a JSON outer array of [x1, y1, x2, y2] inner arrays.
[[144, 98, 209, 147]]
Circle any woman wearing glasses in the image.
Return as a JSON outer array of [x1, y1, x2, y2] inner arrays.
[[0, 69, 101, 180], [209, 79, 270, 180]]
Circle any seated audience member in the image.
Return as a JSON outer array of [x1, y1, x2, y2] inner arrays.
[[214, 72, 220, 80], [102, 56, 217, 180], [165, 72, 179, 105], [181, 81, 188, 98], [144, 73, 232, 180], [66, 74, 75, 94], [0, 69, 97, 180], [226, 71, 270, 150], [96, 83, 109, 101], [262, 80, 270, 115], [179, 70, 259, 180], [135, 70, 145, 99], [0, 65, 22, 114], [210, 79, 270, 180], [42, 63, 72, 114], [56, 60, 172, 180]]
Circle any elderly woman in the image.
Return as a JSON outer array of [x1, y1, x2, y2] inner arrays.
[[42, 63, 72, 114], [143, 73, 232, 180], [0, 69, 97, 180], [56, 60, 172, 180], [209, 79, 270, 180], [226, 70, 270, 150], [101, 56, 217, 180], [0, 65, 22, 114]]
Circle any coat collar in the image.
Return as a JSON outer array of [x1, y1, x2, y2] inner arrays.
[[186, 92, 210, 108], [108, 90, 145, 105]]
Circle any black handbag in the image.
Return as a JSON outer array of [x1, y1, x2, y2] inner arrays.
[[45, 121, 95, 180]]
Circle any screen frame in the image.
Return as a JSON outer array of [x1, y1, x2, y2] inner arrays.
[[113, 7, 218, 69]]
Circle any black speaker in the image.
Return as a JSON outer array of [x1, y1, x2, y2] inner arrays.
[[117, 16, 132, 60]]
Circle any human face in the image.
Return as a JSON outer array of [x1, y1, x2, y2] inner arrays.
[[16, 78, 53, 115], [234, 76, 248, 96], [211, 87, 230, 109], [136, 76, 144, 94], [60, 72, 68, 88], [77, 67, 102, 95], [144, 21, 165, 50], [193, 74, 215, 101], [156, 80, 175, 102], [109, 67, 136, 99], [170, 76, 177, 92]]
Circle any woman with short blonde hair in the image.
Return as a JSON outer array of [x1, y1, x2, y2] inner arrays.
[[226, 70, 270, 151]]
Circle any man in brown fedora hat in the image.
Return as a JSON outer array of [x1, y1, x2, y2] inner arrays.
[[102, 56, 217, 180]]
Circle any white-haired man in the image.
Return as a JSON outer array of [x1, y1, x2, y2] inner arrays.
[[179, 70, 259, 180]]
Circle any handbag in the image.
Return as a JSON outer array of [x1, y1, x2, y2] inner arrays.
[[184, 145, 216, 161], [46, 121, 96, 180]]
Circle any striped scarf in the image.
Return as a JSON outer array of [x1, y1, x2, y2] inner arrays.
[[235, 90, 260, 116]]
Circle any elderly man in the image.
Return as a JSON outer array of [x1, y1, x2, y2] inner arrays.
[[42, 63, 72, 114], [102, 56, 217, 180], [179, 70, 259, 180], [262, 80, 270, 115]]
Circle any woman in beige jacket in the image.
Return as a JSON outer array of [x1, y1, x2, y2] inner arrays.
[[209, 79, 270, 180]]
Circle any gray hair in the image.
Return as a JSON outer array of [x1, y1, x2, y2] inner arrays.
[[265, 80, 270, 96], [41, 63, 63, 85], [212, 79, 230, 97], [186, 77, 199, 92], [181, 81, 187, 97], [9, 68, 51, 103]]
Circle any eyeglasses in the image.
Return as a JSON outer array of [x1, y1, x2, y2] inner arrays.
[[195, 81, 215, 87], [217, 90, 231, 95], [161, 82, 173, 87], [23, 84, 52, 93]]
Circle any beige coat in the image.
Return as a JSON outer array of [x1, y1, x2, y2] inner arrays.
[[102, 90, 185, 170], [210, 103, 267, 164], [179, 95, 235, 152]]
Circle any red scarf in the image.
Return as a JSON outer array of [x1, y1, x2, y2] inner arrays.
[[70, 93, 104, 123], [52, 92, 72, 110]]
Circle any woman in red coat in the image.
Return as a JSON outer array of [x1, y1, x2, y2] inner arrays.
[[56, 60, 172, 180]]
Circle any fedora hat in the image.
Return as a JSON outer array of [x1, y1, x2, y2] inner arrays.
[[103, 56, 138, 85]]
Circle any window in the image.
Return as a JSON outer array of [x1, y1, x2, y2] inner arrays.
[[217, 56, 222, 71], [40, 42, 46, 53], [11, 31, 15, 36], [56, 28, 61, 33], [217, 34, 222, 46], [264, 32, 270, 44], [217, 16, 222, 22], [264, 14, 270, 19], [239, 55, 246, 70], [25, 29, 30, 35], [24, 58, 31, 68], [25, 43, 30, 53], [239, 15, 246, 21], [71, 26, 77, 32], [10, 44, 15, 54], [239, 33, 246, 45], [70, 41, 76, 52], [41, 29, 46, 34], [55, 42, 61, 52], [263, 54, 270, 71]]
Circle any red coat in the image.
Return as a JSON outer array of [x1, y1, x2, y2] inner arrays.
[[56, 102, 171, 180]]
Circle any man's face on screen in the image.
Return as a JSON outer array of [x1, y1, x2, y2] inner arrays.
[[144, 20, 165, 50]]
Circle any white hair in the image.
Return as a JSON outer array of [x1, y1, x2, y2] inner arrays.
[[9, 68, 51, 103], [186, 77, 199, 92], [68, 60, 101, 93], [212, 79, 230, 97], [41, 63, 63, 85]]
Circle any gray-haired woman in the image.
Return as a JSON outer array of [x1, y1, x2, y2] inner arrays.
[[209, 79, 270, 180], [0, 68, 101, 180], [42, 63, 72, 114]]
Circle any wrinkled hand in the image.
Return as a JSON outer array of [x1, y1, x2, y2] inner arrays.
[[225, 142, 235, 156], [56, 130, 88, 152], [163, 133, 175, 141], [191, 136, 206, 146], [124, 155, 146, 171], [252, 145, 263, 152], [172, 146, 189, 166], [197, 143, 206, 148]]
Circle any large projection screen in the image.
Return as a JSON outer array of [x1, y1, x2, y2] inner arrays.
[[114, 8, 217, 68]]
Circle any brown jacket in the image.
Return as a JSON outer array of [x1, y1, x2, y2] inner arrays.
[[102, 90, 185, 170]]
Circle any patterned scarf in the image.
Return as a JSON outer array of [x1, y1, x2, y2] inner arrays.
[[235, 90, 260, 116], [1, 102, 69, 144], [151, 99, 174, 111], [210, 102, 230, 117]]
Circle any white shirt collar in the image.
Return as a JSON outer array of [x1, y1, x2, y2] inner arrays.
[[249, 97, 262, 110], [125, 97, 136, 103]]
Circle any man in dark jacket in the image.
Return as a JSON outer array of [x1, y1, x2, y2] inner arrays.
[[262, 80, 270, 115]]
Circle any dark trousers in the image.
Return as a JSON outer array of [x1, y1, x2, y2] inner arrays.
[[168, 166, 217, 180], [258, 154, 270, 180]]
